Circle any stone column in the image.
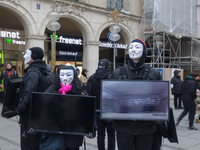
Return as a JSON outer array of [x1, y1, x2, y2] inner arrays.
[[82, 41, 99, 76]]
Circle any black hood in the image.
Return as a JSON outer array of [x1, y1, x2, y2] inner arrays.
[[95, 68, 110, 79], [25, 60, 47, 76], [174, 70, 180, 78], [6, 62, 13, 71], [81, 69, 88, 78]]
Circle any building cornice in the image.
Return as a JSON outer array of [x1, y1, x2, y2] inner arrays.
[[0, 0, 20, 5], [56, 0, 141, 22]]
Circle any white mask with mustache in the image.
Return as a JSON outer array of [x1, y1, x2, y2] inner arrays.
[[60, 70, 74, 86], [128, 42, 143, 59]]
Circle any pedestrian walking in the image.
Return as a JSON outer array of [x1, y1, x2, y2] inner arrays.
[[86, 59, 115, 150], [176, 72, 200, 130], [111, 39, 161, 150], [171, 70, 183, 109]]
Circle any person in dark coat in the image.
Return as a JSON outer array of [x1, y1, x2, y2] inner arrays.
[[111, 39, 161, 150], [176, 72, 200, 130], [85, 59, 115, 150], [41, 64, 83, 150], [0, 62, 19, 90], [171, 70, 183, 109], [3, 47, 49, 150]]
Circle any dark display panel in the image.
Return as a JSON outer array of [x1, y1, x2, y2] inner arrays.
[[100, 80, 169, 121], [29, 92, 96, 135], [1, 78, 22, 116]]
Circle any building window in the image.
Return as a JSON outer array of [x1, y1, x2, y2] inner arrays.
[[107, 0, 130, 13]]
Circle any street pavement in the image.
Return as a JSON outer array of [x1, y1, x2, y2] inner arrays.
[[1, 100, 200, 150]]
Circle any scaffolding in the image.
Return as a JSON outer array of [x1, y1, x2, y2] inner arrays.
[[143, 32, 200, 72], [141, 0, 198, 72]]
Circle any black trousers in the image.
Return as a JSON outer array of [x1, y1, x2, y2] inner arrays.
[[20, 116, 41, 150], [96, 119, 115, 150], [116, 131, 154, 150], [174, 94, 182, 108], [178, 101, 196, 126]]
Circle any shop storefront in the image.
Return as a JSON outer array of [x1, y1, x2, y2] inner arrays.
[[0, 29, 25, 77], [47, 34, 83, 73], [99, 40, 128, 71]]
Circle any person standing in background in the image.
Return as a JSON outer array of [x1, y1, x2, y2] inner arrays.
[[79, 68, 88, 91], [171, 70, 183, 109]]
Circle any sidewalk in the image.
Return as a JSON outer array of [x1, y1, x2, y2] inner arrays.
[[1, 101, 200, 150]]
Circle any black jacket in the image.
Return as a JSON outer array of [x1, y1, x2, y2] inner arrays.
[[15, 60, 47, 116], [181, 76, 197, 102], [111, 59, 160, 135], [0, 68, 19, 88], [85, 68, 110, 110], [44, 83, 83, 148], [171, 70, 182, 95]]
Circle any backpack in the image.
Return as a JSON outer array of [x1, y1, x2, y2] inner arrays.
[[30, 67, 51, 92], [119, 65, 151, 80]]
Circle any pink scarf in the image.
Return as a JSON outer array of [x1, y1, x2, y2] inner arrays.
[[58, 83, 72, 95]]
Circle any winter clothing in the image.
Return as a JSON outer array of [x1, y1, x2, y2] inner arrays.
[[98, 59, 110, 68], [29, 47, 44, 60], [0, 62, 19, 89], [176, 76, 198, 128], [43, 80, 83, 149], [111, 38, 160, 150], [171, 70, 182, 95], [14, 60, 48, 150], [58, 83, 72, 94], [79, 69, 88, 87], [85, 64, 115, 150]]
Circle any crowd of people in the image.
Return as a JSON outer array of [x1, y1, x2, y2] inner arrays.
[[0, 38, 199, 150]]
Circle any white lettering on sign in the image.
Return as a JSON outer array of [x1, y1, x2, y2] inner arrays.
[[99, 42, 128, 49], [0, 31, 20, 39], [59, 51, 78, 56], [12, 39, 25, 45], [59, 36, 82, 45]]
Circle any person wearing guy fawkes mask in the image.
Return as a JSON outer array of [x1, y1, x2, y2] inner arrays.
[[85, 59, 115, 150], [3, 47, 49, 150], [39, 64, 83, 150], [111, 39, 161, 150]]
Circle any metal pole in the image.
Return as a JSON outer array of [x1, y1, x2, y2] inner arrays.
[[51, 32, 56, 73], [113, 43, 116, 70]]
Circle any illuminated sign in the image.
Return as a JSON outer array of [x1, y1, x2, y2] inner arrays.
[[59, 51, 78, 56], [6, 39, 25, 45], [59, 36, 82, 45], [49, 34, 82, 45], [99, 42, 128, 49], [0, 31, 20, 38]]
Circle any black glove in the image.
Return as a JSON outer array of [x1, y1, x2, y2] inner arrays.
[[2, 110, 18, 118], [27, 128, 37, 134]]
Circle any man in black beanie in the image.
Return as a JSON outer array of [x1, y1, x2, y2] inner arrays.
[[3, 47, 50, 150], [86, 59, 115, 150]]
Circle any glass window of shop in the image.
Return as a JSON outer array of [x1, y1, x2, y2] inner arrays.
[[45, 34, 83, 77], [0, 28, 25, 77], [99, 28, 126, 72]]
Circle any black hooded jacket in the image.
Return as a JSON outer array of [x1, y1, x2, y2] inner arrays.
[[171, 70, 182, 95], [15, 60, 48, 116], [110, 52, 160, 135], [181, 76, 197, 102], [85, 68, 110, 110], [0, 62, 19, 87]]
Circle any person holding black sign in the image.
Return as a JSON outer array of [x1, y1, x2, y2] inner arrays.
[[111, 39, 161, 150], [39, 64, 84, 150]]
